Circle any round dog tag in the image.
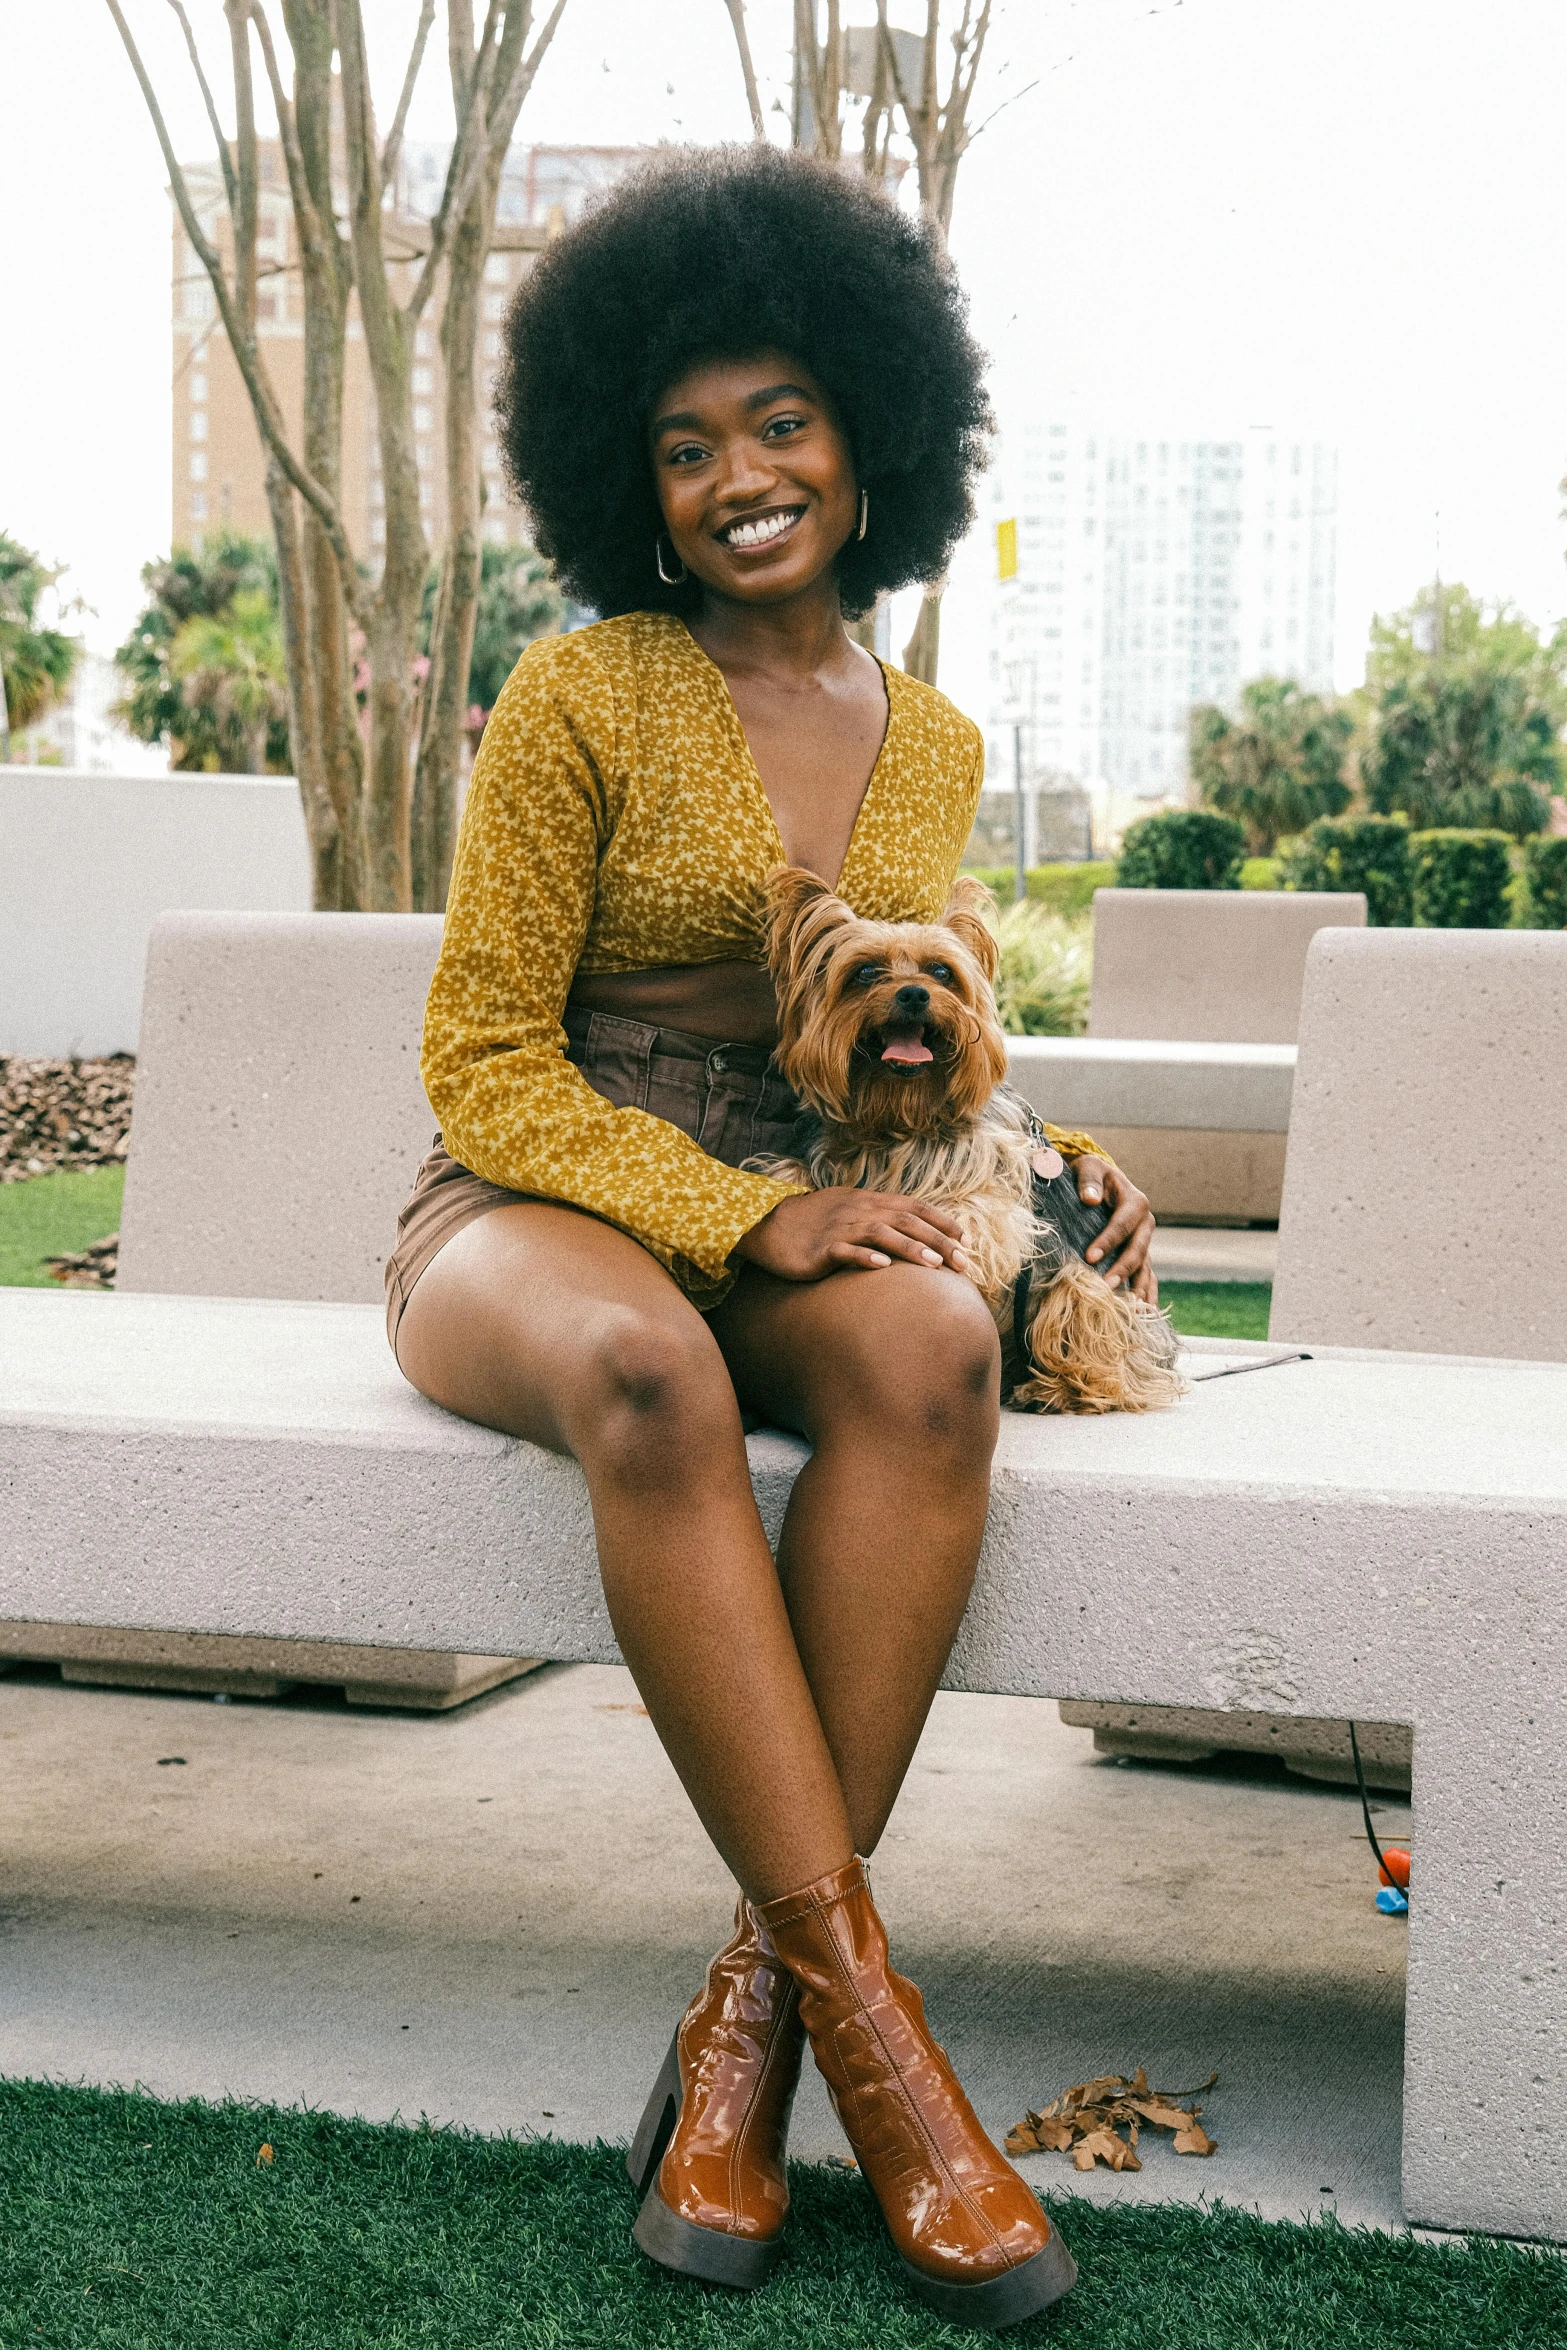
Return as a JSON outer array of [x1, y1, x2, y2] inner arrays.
[[1031, 1147, 1065, 1181]]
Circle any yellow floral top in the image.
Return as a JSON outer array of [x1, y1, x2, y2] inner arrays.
[[422, 611, 1097, 1307]]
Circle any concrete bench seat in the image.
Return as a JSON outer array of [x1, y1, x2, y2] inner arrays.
[[1005, 1034, 1295, 1136], [4, 910, 1567, 2245], [1077, 887, 1365, 1217], [5, 1283, 1566, 2237]]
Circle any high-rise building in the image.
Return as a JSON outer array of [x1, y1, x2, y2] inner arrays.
[[171, 141, 644, 563], [984, 416, 1338, 851]]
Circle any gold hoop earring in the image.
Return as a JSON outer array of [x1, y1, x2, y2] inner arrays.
[[857, 490, 869, 542], [656, 534, 689, 586]]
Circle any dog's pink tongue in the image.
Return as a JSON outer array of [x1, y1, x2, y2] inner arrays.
[[881, 1035, 934, 1065]]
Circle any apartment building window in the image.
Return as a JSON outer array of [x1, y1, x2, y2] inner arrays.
[[190, 372, 207, 402], [190, 410, 208, 440], [483, 292, 506, 320], [189, 451, 208, 481], [485, 253, 509, 283], [414, 405, 433, 432], [190, 491, 208, 521], [413, 365, 434, 394]]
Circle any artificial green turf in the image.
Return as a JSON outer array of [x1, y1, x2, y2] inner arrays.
[[0, 2081, 1559, 2349], [0, 1165, 124, 1287], [1161, 1279, 1272, 1340]]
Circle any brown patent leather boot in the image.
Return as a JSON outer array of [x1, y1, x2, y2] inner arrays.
[[758, 1858, 1076, 2332], [627, 1894, 806, 2288]]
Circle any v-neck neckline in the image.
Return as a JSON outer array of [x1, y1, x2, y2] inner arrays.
[[675, 619, 895, 895]]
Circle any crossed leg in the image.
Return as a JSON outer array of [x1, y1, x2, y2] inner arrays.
[[395, 1201, 1000, 1899]]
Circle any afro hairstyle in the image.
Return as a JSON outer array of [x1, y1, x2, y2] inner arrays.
[[494, 143, 992, 621]]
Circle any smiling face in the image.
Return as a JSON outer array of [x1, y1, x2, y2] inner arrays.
[[648, 350, 860, 606], [764, 868, 1009, 1141]]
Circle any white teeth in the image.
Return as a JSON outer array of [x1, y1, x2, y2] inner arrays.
[[726, 510, 799, 549]]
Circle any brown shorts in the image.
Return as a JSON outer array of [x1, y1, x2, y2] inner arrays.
[[385, 1005, 802, 1356]]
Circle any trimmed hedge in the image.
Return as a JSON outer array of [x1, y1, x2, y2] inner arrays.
[[1240, 856, 1283, 890], [1280, 814, 1413, 926], [1115, 809, 1245, 890], [1523, 833, 1567, 928], [1408, 827, 1513, 928], [960, 860, 1116, 913]]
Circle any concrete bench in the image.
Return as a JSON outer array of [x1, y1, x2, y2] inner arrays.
[[2, 911, 1565, 2242], [1006, 1035, 1295, 1224], [1066, 927, 1567, 1791], [1083, 888, 1365, 1218]]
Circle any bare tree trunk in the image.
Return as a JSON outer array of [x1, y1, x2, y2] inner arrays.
[[265, 453, 343, 904], [111, 0, 569, 913], [874, 1, 995, 687], [283, 0, 366, 901], [901, 591, 941, 687], [412, 7, 487, 912], [412, 0, 569, 911]]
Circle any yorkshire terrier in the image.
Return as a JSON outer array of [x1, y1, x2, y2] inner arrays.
[[755, 867, 1184, 1415]]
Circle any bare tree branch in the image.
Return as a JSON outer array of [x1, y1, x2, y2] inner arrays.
[[246, 0, 331, 273], [223, 0, 259, 332], [721, 0, 766, 139], [106, 0, 367, 621], [499, 0, 569, 150], [165, 0, 238, 213], [381, 0, 435, 190], [405, 0, 506, 323]]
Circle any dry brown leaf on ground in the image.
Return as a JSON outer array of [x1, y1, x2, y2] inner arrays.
[[44, 1234, 119, 1290], [1007, 2067, 1219, 2171]]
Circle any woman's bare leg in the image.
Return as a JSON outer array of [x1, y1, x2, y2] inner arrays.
[[708, 1262, 1001, 1858], [395, 1201, 853, 1898]]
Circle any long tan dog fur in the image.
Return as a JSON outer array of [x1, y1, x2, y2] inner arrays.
[[755, 866, 1184, 1416]]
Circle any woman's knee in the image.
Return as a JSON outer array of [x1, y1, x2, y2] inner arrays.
[[812, 1269, 1001, 1451], [574, 1303, 740, 1490]]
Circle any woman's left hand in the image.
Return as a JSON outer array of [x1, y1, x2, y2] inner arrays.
[[1073, 1156, 1158, 1303]]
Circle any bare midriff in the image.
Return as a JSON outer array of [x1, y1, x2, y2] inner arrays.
[[567, 959, 779, 1047]]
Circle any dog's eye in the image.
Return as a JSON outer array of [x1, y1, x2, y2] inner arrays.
[[925, 962, 954, 985], [850, 963, 882, 988]]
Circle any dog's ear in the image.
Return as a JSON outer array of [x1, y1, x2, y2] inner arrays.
[[761, 864, 853, 989], [940, 874, 1000, 986]]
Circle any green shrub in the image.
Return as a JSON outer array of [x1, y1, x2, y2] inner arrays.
[[1280, 814, 1413, 926], [1115, 809, 1245, 890], [959, 861, 1114, 912], [991, 903, 1092, 1035], [1240, 856, 1283, 890], [1408, 828, 1513, 928], [1523, 833, 1567, 927]]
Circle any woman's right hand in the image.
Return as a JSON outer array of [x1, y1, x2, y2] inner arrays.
[[733, 1190, 970, 1282]]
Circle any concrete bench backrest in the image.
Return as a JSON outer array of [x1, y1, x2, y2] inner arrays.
[[1088, 889, 1367, 1043], [1270, 927, 1567, 1359], [117, 912, 443, 1304]]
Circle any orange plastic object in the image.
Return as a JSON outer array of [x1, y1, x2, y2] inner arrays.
[[1378, 1848, 1411, 1891]]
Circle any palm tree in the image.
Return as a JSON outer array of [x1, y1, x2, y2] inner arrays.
[[1189, 677, 1353, 856], [1, 532, 81, 754], [169, 590, 291, 775]]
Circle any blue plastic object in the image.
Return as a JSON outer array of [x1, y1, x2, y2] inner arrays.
[[1375, 1886, 1409, 1916]]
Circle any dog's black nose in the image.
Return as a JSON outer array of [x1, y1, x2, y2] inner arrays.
[[892, 983, 930, 1016]]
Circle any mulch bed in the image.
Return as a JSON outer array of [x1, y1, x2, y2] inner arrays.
[[0, 1056, 136, 1183]]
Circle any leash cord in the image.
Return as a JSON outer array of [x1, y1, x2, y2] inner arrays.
[[1350, 1722, 1404, 1893]]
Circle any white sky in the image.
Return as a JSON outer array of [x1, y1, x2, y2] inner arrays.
[[5, 0, 1566, 727]]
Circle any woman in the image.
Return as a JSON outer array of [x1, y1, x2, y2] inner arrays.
[[389, 146, 1155, 2332]]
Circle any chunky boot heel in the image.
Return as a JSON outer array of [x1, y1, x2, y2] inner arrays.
[[626, 2028, 682, 2197], [628, 1897, 805, 2291], [759, 1859, 1076, 2332]]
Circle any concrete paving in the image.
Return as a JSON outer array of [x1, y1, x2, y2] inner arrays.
[[0, 1658, 1411, 2235]]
